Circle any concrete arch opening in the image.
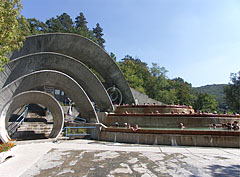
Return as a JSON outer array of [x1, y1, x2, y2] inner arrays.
[[10, 33, 135, 104], [0, 70, 98, 123], [1, 52, 113, 112], [0, 91, 64, 143]]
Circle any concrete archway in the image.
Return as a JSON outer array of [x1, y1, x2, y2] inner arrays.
[[1, 52, 113, 112], [10, 33, 135, 104], [0, 70, 98, 123], [0, 91, 64, 143]]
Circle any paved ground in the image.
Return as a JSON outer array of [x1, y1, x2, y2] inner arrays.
[[0, 139, 239, 177]]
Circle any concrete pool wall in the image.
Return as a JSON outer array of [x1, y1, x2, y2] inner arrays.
[[105, 113, 240, 128], [99, 130, 240, 148]]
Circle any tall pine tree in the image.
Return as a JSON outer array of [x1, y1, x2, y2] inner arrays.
[[75, 12, 88, 31], [56, 13, 74, 32], [75, 12, 89, 37], [93, 23, 105, 48]]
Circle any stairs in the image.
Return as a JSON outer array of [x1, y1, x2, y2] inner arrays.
[[11, 122, 53, 140]]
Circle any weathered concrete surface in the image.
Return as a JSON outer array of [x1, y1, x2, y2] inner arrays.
[[105, 114, 240, 128], [114, 104, 195, 114], [99, 131, 240, 148], [0, 70, 98, 123], [1, 52, 113, 112], [0, 140, 239, 177], [0, 91, 64, 143], [10, 33, 135, 104], [131, 88, 164, 105]]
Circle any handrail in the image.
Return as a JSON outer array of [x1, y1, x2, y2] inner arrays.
[[63, 126, 96, 140], [8, 105, 29, 136], [65, 114, 87, 123], [72, 115, 86, 123]]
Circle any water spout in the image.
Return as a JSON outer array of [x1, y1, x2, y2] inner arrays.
[[114, 133, 117, 142], [210, 137, 213, 147], [171, 137, 178, 146], [137, 135, 139, 144], [153, 136, 158, 145]]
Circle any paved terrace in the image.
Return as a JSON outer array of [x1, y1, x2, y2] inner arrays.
[[0, 140, 239, 177]]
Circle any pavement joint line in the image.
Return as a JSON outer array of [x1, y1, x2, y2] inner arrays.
[[185, 147, 193, 154], [158, 146, 163, 153], [221, 149, 240, 157]]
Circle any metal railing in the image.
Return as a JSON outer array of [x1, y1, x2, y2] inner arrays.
[[65, 114, 87, 123], [8, 106, 29, 136], [63, 126, 96, 140]]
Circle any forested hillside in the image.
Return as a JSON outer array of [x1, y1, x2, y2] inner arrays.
[[193, 84, 227, 110]]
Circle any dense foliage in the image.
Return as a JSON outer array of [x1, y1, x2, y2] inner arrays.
[[193, 84, 227, 111], [26, 12, 105, 48], [224, 71, 240, 112], [193, 93, 218, 112], [0, 0, 27, 70]]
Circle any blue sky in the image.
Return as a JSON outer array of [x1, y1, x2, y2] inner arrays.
[[21, 0, 240, 87]]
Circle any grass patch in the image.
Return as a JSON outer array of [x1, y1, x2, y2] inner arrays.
[[63, 127, 87, 136]]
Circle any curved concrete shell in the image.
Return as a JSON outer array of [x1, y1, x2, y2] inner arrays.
[[10, 33, 135, 104], [1, 52, 113, 112], [0, 91, 64, 143], [0, 70, 98, 123]]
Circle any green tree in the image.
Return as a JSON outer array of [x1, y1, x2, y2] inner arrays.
[[45, 13, 74, 33], [75, 12, 88, 31], [0, 0, 26, 69], [224, 71, 240, 112], [93, 23, 105, 48], [150, 63, 168, 77], [46, 17, 63, 33], [147, 63, 173, 103], [56, 13, 74, 32], [110, 52, 117, 61], [193, 93, 218, 112], [169, 77, 195, 105], [119, 55, 150, 93], [27, 18, 46, 34], [75, 12, 89, 37]]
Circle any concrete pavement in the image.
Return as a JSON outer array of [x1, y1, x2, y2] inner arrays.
[[0, 139, 239, 177]]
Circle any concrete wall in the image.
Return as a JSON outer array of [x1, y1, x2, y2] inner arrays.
[[0, 91, 64, 143], [10, 33, 135, 104], [0, 70, 98, 123], [105, 114, 240, 128], [99, 132, 240, 148], [1, 52, 113, 112], [130, 88, 164, 105]]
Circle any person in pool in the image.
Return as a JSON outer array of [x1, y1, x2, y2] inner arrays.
[[179, 123, 185, 129]]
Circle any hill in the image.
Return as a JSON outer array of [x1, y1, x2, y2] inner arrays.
[[193, 84, 227, 110]]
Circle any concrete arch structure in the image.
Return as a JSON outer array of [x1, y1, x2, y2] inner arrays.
[[0, 91, 64, 143], [10, 33, 135, 104], [1, 52, 113, 112], [0, 70, 98, 123]]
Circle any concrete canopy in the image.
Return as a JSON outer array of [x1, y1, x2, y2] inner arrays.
[[10, 33, 135, 104], [0, 70, 98, 123], [1, 52, 113, 112], [0, 91, 64, 143]]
